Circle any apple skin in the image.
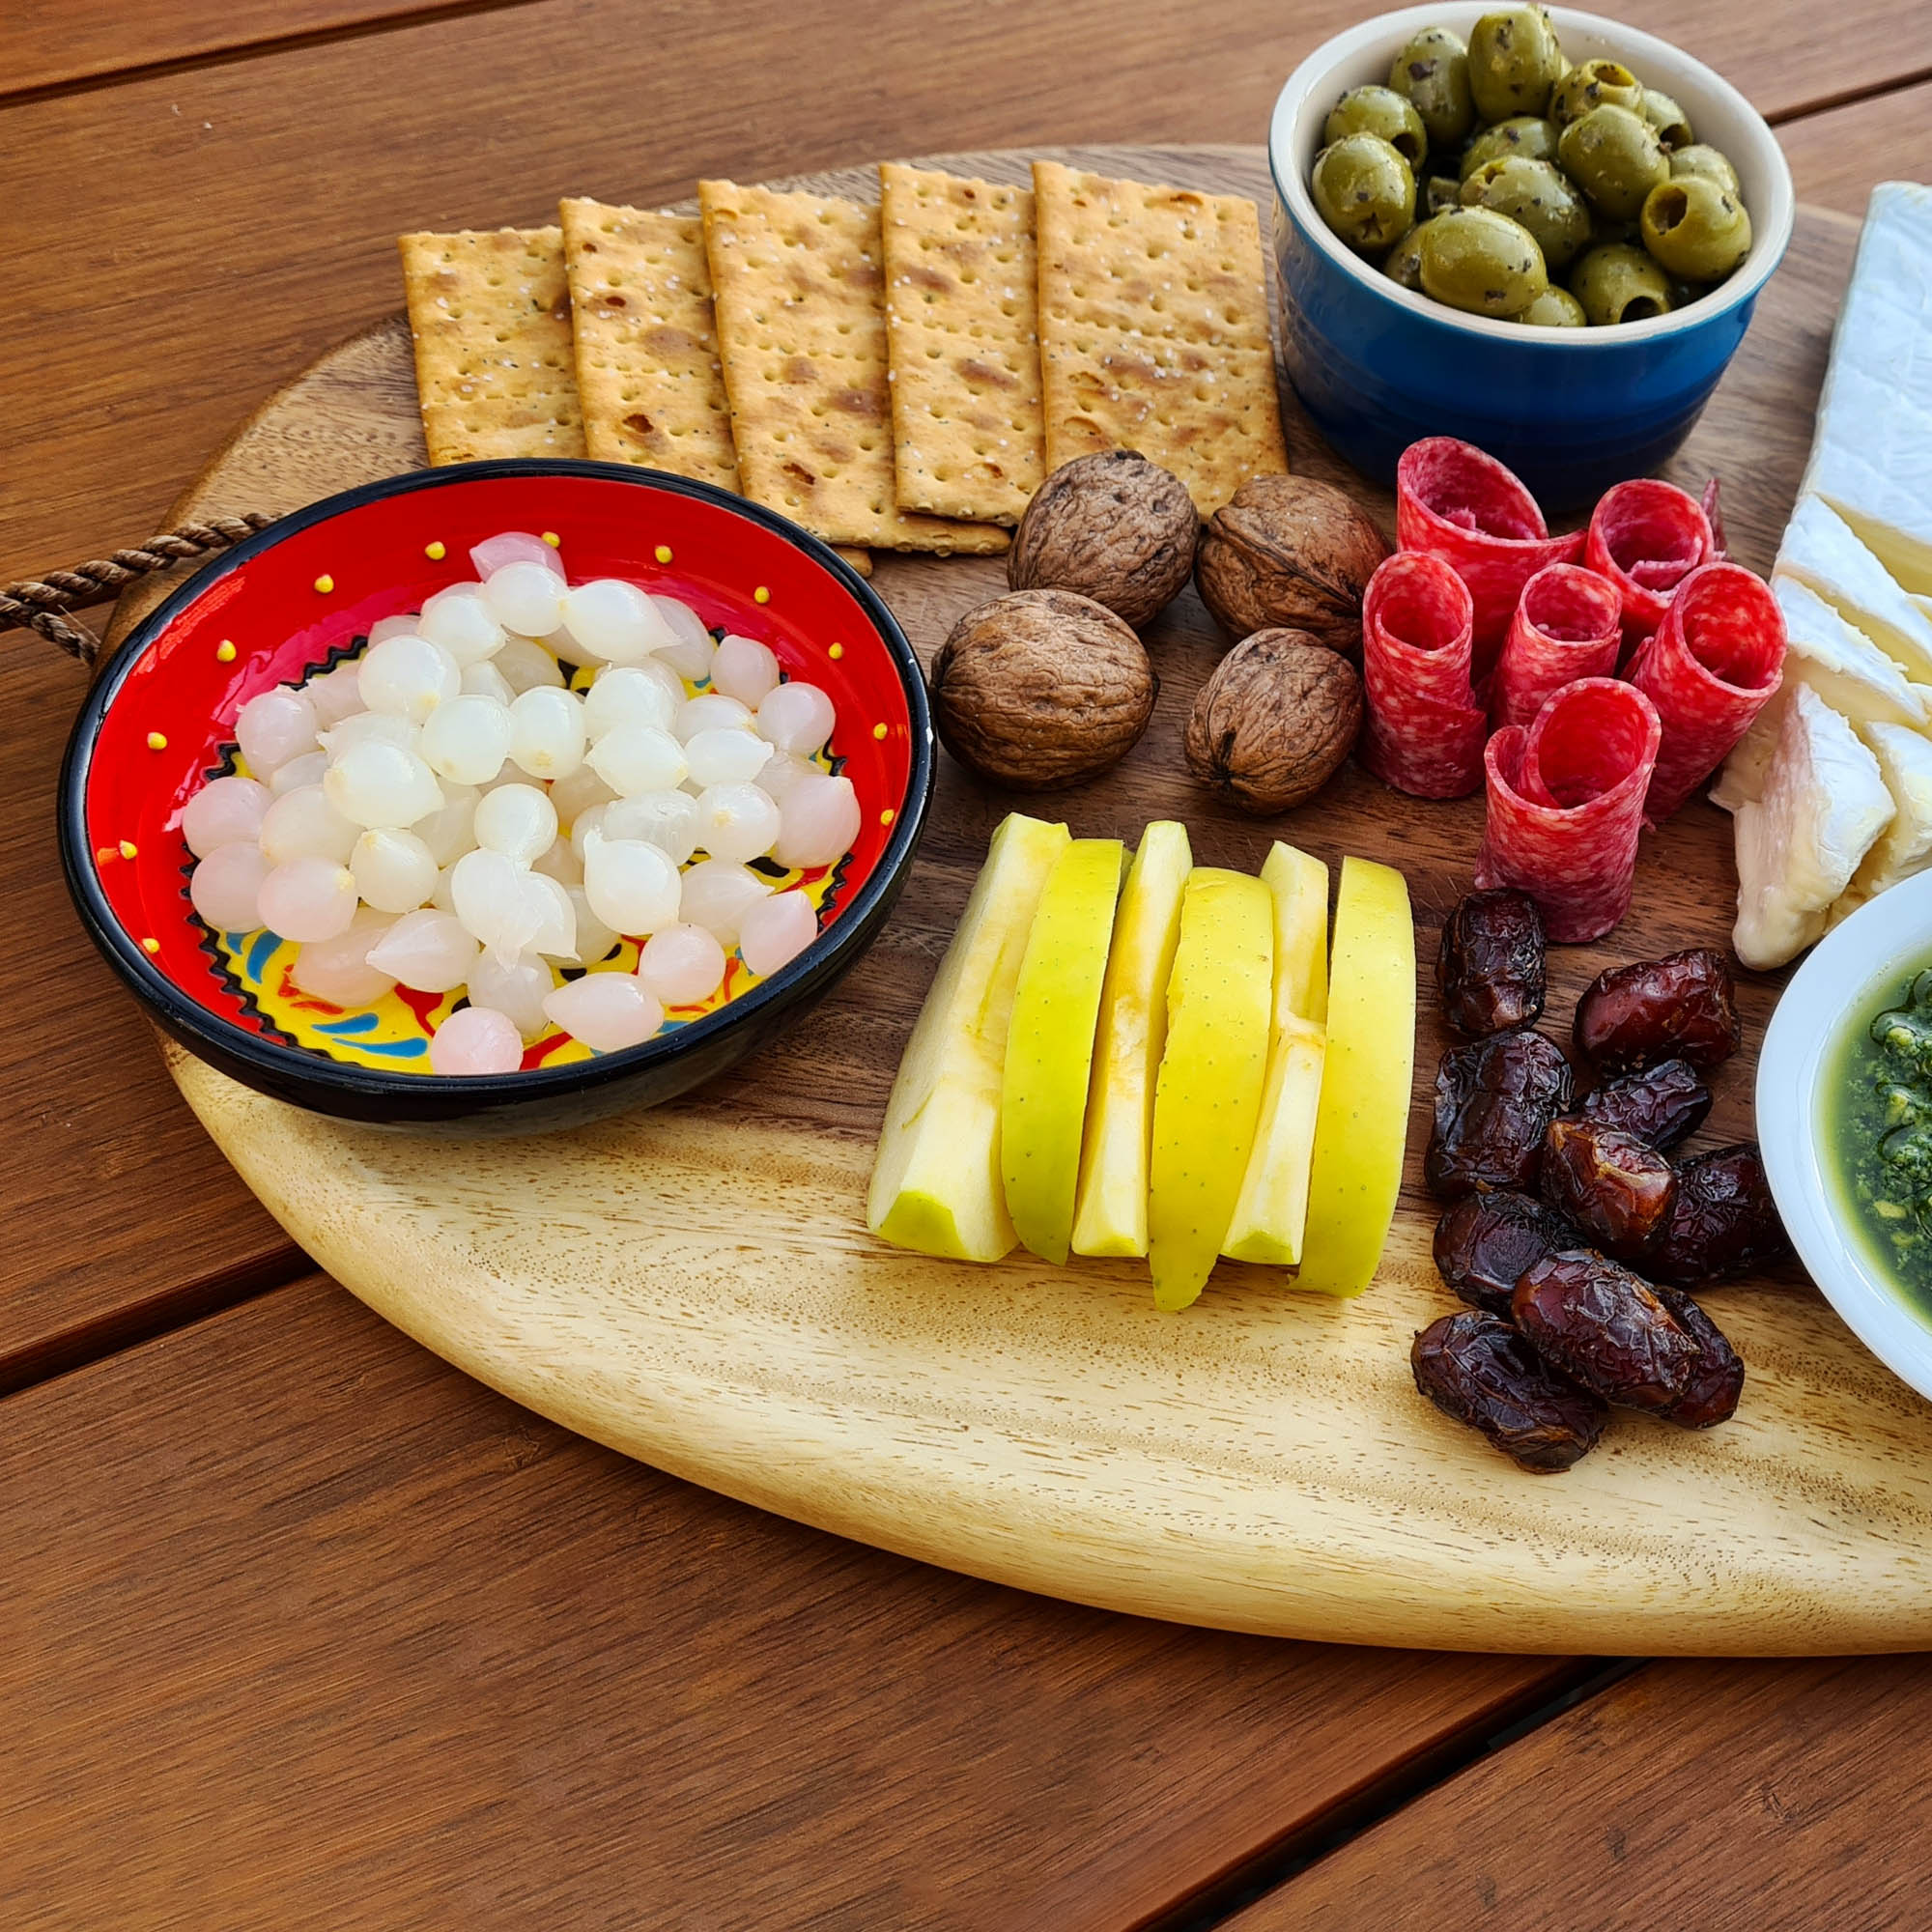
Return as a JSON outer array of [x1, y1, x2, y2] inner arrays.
[[867, 812, 1071, 1262], [1147, 867, 1275, 1312], [1293, 855, 1416, 1297], [1002, 838, 1127, 1264], [1070, 822, 1194, 1259]]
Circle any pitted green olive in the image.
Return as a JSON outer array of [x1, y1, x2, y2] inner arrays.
[[1388, 26, 1477, 149], [1670, 144, 1741, 194], [1324, 85, 1430, 168], [1640, 88, 1693, 150], [1418, 205, 1548, 316], [1311, 132, 1418, 254], [1382, 220, 1433, 289], [1570, 242, 1675, 325], [1515, 285, 1587, 326], [1640, 174, 1752, 281], [1461, 155, 1592, 272], [1558, 103, 1669, 221], [1467, 7, 1566, 121], [1460, 115, 1560, 179], [1550, 57, 1644, 126]]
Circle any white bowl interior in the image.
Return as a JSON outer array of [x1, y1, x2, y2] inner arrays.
[[1268, 3, 1796, 343], [1758, 870, 1932, 1403]]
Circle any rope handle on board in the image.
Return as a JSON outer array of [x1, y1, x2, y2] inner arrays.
[[1, 514, 275, 668]]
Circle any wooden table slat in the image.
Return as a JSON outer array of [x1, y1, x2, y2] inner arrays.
[[1778, 76, 1932, 216]]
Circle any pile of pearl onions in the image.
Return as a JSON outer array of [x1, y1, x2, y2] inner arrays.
[[740, 891, 818, 978]]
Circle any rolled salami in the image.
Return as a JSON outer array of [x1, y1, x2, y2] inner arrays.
[[1627, 562, 1786, 821], [1359, 550, 1490, 800], [1396, 438, 1585, 680], [1584, 478, 1716, 651], [1476, 678, 1662, 944], [1489, 563, 1623, 732]]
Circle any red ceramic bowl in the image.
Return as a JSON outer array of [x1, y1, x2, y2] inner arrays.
[[60, 462, 935, 1132]]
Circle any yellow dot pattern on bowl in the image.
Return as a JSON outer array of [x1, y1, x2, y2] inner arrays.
[[871, 722, 888, 741], [542, 530, 561, 548], [655, 544, 673, 564], [146, 730, 168, 752], [216, 639, 237, 662], [829, 642, 844, 660], [141, 937, 160, 954], [880, 808, 896, 827], [753, 585, 771, 605], [119, 839, 138, 860], [314, 574, 334, 595], [425, 540, 446, 561], [96, 845, 114, 865]]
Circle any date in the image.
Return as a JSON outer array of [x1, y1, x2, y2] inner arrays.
[[1437, 888, 1547, 1037], [1652, 1285, 1746, 1428], [1512, 1252, 1702, 1413], [1411, 1310, 1608, 1473], [1572, 1059, 1712, 1152], [1426, 1031, 1575, 1200], [1649, 1143, 1791, 1284], [1573, 948, 1741, 1073], [1540, 1118, 1678, 1258], [1433, 1190, 1580, 1317]]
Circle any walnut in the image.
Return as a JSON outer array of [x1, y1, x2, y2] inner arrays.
[[1184, 628, 1363, 814], [1195, 475, 1391, 656], [1007, 451, 1198, 629], [930, 589, 1157, 790]]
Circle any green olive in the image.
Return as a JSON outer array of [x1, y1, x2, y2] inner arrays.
[[1558, 103, 1669, 221], [1515, 285, 1587, 326], [1426, 173, 1463, 216], [1311, 133, 1418, 254], [1382, 220, 1432, 290], [1550, 57, 1644, 127], [1388, 26, 1477, 149], [1640, 174, 1752, 281], [1461, 155, 1592, 273], [1459, 115, 1560, 178], [1467, 7, 1566, 122], [1640, 88, 1694, 150], [1670, 143, 1741, 194], [1324, 84, 1430, 168], [1418, 205, 1549, 317], [1570, 242, 1675, 326]]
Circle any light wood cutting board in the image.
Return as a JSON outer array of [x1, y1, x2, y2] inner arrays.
[[114, 148, 1932, 1654]]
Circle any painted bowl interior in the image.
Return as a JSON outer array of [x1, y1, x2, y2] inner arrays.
[[68, 464, 924, 1104]]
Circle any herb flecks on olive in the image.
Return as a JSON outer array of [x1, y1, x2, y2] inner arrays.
[[1641, 175, 1752, 280], [1640, 87, 1694, 150], [1462, 155, 1592, 273], [1419, 205, 1548, 318], [1467, 7, 1565, 123], [1570, 241, 1674, 326], [1550, 57, 1644, 127], [1312, 132, 1418, 255], [1558, 103, 1668, 221], [1388, 25, 1477, 148], [1460, 115, 1560, 180], [1382, 220, 1431, 289], [1670, 144, 1741, 193], [1324, 84, 1430, 168]]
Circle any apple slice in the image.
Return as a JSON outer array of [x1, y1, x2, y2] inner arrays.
[[1070, 821, 1194, 1259], [1001, 838, 1127, 1263], [1293, 855, 1416, 1297], [1148, 867, 1275, 1312], [1222, 842, 1330, 1265], [867, 811, 1071, 1262]]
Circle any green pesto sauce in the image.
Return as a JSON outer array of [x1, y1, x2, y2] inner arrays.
[[1828, 962, 1932, 1320]]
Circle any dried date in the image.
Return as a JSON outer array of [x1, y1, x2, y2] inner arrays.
[[1573, 948, 1741, 1073], [1649, 1143, 1791, 1284], [1437, 888, 1547, 1037], [1426, 1031, 1575, 1200], [1652, 1286, 1746, 1428], [1433, 1190, 1580, 1317], [1540, 1118, 1678, 1259], [1572, 1059, 1712, 1152], [1511, 1252, 1702, 1413], [1411, 1310, 1608, 1473]]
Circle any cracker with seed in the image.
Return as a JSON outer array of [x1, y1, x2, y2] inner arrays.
[[397, 226, 586, 465], [878, 163, 1043, 525], [698, 180, 1008, 555], [1032, 162, 1288, 517]]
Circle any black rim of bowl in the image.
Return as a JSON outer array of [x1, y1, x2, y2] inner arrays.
[[58, 458, 938, 1113]]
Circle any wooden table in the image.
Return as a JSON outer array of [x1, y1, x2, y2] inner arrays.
[[4, 6, 1929, 1924]]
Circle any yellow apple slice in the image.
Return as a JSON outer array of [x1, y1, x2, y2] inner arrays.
[[867, 811, 1071, 1262], [1293, 855, 1416, 1297], [1070, 821, 1194, 1259], [1002, 838, 1127, 1264], [1222, 842, 1330, 1265], [1147, 867, 1274, 1312]]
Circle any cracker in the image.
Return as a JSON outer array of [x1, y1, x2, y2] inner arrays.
[[698, 180, 1008, 554], [1031, 162, 1288, 517], [558, 197, 739, 489], [397, 226, 586, 465], [878, 163, 1044, 524]]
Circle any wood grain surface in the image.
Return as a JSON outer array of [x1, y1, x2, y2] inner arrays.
[[107, 150, 1932, 1654], [1780, 78, 1932, 214], [1224, 1654, 1932, 1930], [0, 1269, 1576, 1932]]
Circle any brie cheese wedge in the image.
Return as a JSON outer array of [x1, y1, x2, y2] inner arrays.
[[1733, 684, 1893, 971], [1776, 494, 1932, 682], [1838, 721, 1932, 919]]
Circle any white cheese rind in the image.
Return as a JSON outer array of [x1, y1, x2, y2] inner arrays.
[[1775, 494, 1932, 682]]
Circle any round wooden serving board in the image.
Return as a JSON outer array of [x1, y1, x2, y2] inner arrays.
[[113, 149, 1932, 1654]]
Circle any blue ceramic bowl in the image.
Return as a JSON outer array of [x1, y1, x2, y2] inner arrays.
[[1269, 6, 1794, 506]]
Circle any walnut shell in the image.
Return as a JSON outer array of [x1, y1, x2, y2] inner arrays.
[[1195, 475, 1391, 656], [1184, 628, 1363, 814], [930, 589, 1156, 790], [1008, 450, 1199, 629]]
